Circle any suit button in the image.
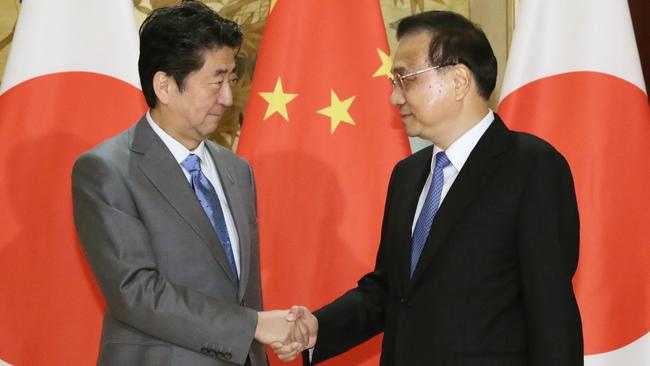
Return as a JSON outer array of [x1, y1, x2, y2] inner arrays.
[[224, 352, 232, 360], [209, 349, 218, 358], [200, 347, 209, 354]]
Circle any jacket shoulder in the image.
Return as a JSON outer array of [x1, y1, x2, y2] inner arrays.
[[206, 140, 251, 169], [509, 130, 571, 170], [73, 125, 135, 174], [394, 145, 432, 171], [512, 131, 554, 152]]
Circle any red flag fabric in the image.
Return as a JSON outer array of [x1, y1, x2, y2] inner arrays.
[[499, 0, 650, 364], [0, 1, 146, 365], [237, 1, 410, 365]]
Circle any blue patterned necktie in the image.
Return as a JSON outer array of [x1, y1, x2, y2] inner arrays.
[[410, 151, 451, 277], [181, 153, 238, 280]]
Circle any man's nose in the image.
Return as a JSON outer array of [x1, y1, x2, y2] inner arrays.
[[218, 81, 234, 107], [390, 86, 405, 106]]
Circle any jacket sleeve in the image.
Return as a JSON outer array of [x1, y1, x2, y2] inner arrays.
[[517, 147, 583, 366], [71, 152, 257, 365]]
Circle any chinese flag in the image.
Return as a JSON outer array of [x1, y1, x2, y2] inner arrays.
[[499, 0, 650, 364], [0, 1, 146, 365], [237, 1, 410, 365]]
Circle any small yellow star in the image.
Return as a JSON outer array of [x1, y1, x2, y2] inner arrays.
[[269, 0, 278, 14], [317, 90, 356, 134], [258, 77, 298, 121], [372, 49, 392, 79]]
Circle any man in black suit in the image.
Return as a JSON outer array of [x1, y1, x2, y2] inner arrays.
[[274, 10, 583, 366]]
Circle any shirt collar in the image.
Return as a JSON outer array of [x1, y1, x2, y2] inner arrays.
[[146, 111, 208, 165], [432, 109, 494, 172]]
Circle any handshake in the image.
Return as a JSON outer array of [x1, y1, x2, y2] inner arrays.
[[255, 306, 318, 362]]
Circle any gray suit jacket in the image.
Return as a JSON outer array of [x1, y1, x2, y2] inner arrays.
[[72, 116, 266, 366]]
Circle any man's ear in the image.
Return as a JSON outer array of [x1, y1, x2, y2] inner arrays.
[[152, 71, 175, 105], [451, 64, 472, 101]]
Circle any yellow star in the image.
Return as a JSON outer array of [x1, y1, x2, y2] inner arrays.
[[258, 77, 298, 121], [269, 0, 278, 14], [372, 49, 392, 79], [317, 90, 356, 134]]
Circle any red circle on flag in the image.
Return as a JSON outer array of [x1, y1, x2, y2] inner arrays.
[[0, 72, 146, 365]]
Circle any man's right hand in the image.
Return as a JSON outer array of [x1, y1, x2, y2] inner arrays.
[[255, 310, 306, 348], [270, 305, 318, 362]]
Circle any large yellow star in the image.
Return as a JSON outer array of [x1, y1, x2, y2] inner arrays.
[[317, 90, 356, 134], [258, 77, 298, 121], [372, 49, 392, 79], [269, 0, 278, 14]]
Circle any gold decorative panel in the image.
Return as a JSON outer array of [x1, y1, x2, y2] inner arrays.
[[380, 0, 469, 54], [0, 0, 19, 85]]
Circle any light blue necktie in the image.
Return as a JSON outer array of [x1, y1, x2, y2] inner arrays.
[[181, 153, 238, 280], [410, 151, 451, 277]]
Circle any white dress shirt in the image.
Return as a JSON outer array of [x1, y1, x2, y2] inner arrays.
[[146, 112, 241, 276], [411, 110, 494, 234]]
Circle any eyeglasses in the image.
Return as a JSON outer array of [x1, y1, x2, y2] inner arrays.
[[390, 64, 453, 90]]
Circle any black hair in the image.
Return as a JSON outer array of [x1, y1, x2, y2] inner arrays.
[[138, 0, 243, 108], [397, 11, 497, 100]]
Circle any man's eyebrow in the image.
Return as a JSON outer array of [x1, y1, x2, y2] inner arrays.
[[391, 66, 405, 75], [213, 67, 237, 76]]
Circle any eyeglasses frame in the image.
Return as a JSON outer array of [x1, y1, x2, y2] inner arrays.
[[390, 63, 455, 90]]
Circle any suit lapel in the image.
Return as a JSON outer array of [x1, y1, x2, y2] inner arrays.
[[397, 148, 434, 294], [206, 142, 251, 301], [130, 119, 239, 286], [407, 117, 510, 291]]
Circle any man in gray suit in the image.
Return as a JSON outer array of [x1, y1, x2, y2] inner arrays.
[[72, 2, 304, 365]]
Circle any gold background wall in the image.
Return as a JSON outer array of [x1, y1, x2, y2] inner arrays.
[[0, 0, 516, 148]]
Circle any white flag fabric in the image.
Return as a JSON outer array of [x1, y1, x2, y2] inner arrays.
[[0, 1, 146, 364], [499, 0, 649, 365]]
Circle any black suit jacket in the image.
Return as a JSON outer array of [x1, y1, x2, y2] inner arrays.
[[307, 115, 583, 366]]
